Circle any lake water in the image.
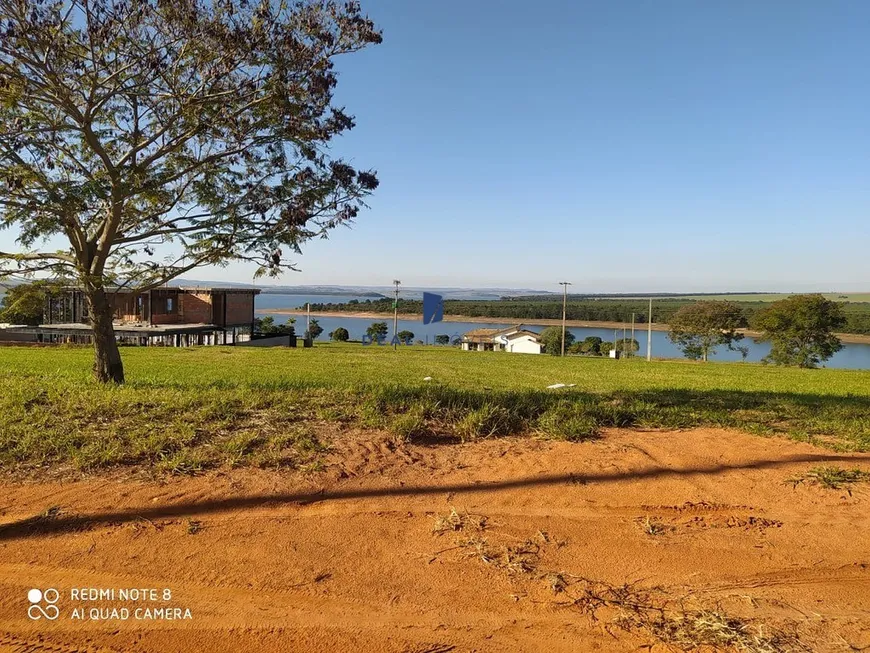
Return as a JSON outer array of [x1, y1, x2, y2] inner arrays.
[[257, 294, 870, 371], [256, 293, 382, 309]]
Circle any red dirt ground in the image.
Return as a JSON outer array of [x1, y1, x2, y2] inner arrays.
[[1, 428, 869, 652]]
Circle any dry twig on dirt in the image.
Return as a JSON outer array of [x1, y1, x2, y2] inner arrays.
[[556, 576, 807, 653], [431, 508, 488, 534], [461, 536, 540, 574], [636, 515, 673, 536]]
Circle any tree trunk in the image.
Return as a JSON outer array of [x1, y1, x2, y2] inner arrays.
[[86, 288, 125, 383]]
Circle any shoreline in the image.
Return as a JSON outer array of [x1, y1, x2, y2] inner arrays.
[[259, 309, 870, 345]]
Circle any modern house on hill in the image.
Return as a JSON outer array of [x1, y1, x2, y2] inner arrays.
[[461, 325, 543, 354], [45, 286, 259, 329], [4, 286, 260, 346]]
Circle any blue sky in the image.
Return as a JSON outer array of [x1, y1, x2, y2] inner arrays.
[[5, 1, 870, 291]]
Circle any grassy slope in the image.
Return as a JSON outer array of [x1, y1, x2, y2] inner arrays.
[[3, 342, 869, 393], [2, 343, 869, 474]]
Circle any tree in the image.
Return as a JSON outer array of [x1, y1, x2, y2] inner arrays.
[[668, 301, 747, 362], [0, 281, 57, 325], [614, 337, 640, 355], [434, 334, 450, 345], [305, 318, 323, 341], [753, 294, 846, 368], [538, 326, 575, 355], [254, 315, 295, 336], [0, 1, 381, 382], [579, 335, 603, 355], [366, 321, 388, 340], [329, 326, 349, 342], [396, 329, 414, 344]]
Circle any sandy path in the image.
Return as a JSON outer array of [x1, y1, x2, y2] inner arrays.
[[1, 428, 869, 652]]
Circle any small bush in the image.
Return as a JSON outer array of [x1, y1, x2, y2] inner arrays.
[[456, 404, 524, 441], [215, 433, 265, 467], [390, 407, 430, 442], [790, 466, 870, 490], [536, 403, 599, 441], [358, 396, 388, 429], [155, 450, 206, 475], [588, 400, 638, 428], [73, 436, 129, 469]]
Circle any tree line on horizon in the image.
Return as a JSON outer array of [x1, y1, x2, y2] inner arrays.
[[302, 296, 870, 336]]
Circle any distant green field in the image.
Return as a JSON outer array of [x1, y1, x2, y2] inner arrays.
[[672, 293, 870, 303], [2, 344, 869, 474]]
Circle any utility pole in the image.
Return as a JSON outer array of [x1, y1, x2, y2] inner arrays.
[[392, 279, 401, 349], [646, 297, 653, 362], [622, 324, 627, 361], [559, 282, 571, 357], [306, 303, 310, 340], [631, 312, 635, 359]]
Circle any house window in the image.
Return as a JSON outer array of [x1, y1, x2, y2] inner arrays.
[[166, 297, 175, 313]]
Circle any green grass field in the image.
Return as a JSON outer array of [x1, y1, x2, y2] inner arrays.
[[2, 343, 869, 474]]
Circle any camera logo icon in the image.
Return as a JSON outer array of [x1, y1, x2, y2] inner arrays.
[[27, 588, 59, 620]]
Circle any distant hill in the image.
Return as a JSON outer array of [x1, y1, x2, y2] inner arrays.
[[172, 279, 555, 300], [1, 276, 553, 299]]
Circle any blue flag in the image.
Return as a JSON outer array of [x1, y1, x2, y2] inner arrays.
[[422, 292, 443, 324]]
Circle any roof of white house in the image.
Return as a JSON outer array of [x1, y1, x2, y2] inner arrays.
[[462, 325, 524, 343], [503, 329, 541, 341]]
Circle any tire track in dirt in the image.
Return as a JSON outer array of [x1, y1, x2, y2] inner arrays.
[[0, 632, 135, 653], [700, 562, 870, 592], [1, 633, 94, 653]]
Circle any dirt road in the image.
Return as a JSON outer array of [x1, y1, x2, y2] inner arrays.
[[1, 428, 869, 652]]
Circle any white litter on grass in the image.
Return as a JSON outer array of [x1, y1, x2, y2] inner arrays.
[[546, 383, 576, 389], [423, 376, 433, 381]]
